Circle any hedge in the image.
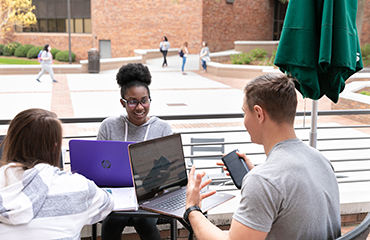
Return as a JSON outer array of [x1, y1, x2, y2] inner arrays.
[[14, 46, 27, 57], [0, 44, 4, 55], [24, 44, 35, 53], [361, 43, 370, 67], [27, 46, 44, 59], [50, 48, 61, 57], [3, 42, 21, 56], [14, 44, 35, 57], [55, 50, 76, 62]]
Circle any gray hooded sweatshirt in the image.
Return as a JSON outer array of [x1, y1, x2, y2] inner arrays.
[[97, 115, 173, 142]]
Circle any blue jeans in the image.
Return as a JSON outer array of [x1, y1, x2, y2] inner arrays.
[[201, 59, 207, 71], [182, 57, 187, 72]]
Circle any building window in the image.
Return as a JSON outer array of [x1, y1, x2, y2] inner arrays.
[[273, 0, 288, 40], [17, 0, 91, 33]]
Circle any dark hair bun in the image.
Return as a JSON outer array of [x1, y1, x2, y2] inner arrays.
[[116, 63, 151, 87]]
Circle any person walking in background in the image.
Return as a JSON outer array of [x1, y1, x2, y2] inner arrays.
[[180, 42, 189, 75], [0, 108, 114, 239], [159, 36, 170, 67], [36, 44, 57, 83], [199, 41, 210, 73]]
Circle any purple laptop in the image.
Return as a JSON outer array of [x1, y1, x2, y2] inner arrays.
[[69, 139, 135, 187]]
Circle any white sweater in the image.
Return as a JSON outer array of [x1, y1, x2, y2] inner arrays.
[[0, 163, 114, 240]]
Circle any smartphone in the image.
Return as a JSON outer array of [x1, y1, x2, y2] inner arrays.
[[221, 149, 250, 189]]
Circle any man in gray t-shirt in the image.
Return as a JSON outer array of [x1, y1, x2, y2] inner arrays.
[[185, 74, 341, 240]]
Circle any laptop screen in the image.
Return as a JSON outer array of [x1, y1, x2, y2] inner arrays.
[[129, 133, 187, 202], [69, 140, 135, 187]]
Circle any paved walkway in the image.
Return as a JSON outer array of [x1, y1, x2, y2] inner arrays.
[[0, 54, 335, 129]]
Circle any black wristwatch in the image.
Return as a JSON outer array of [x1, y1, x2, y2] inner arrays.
[[183, 205, 202, 224]]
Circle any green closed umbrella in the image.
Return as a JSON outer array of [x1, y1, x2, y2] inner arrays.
[[274, 0, 363, 146]]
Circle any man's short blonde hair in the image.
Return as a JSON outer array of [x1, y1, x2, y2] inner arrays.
[[244, 74, 298, 124]]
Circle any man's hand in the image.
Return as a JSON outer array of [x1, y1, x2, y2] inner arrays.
[[185, 166, 216, 209], [217, 151, 255, 176]]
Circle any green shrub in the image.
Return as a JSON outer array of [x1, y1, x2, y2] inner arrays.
[[27, 46, 44, 59], [55, 50, 76, 62], [230, 47, 276, 65], [361, 43, 370, 58], [14, 46, 28, 57], [3, 42, 21, 56], [24, 44, 35, 54], [14, 44, 34, 57], [231, 53, 244, 64], [0, 44, 4, 55], [361, 43, 370, 67], [359, 91, 370, 96], [50, 48, 61, 57], [231, 52, 253, 65], [249, 48, 268, 60]]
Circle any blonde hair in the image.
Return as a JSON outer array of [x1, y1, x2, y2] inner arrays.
[[181, 42, 188, 53]]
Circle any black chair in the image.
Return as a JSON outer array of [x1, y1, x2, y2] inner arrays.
[[190, 138, 226, 184], [190, 138, 225, 165], [336, 212, 370, 240]]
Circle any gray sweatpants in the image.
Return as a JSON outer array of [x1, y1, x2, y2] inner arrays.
[[37, 64, 55, 80]]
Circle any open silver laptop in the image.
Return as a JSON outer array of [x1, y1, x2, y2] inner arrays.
[[128, 133, 235, 218]]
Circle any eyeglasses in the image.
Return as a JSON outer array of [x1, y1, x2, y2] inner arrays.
[[122, 98, 151, 108]]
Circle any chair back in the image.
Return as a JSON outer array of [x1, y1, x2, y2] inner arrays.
[[336, 212, 370, 240], [190, 138, 226, 184]]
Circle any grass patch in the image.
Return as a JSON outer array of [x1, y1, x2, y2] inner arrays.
[[0, 57, 39, 65]]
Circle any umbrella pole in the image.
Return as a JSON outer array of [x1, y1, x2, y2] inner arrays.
[[309, 100, 318, 148]]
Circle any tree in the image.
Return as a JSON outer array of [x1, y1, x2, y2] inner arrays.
[[0, 0, 37, 41], [357, 0, 366, 44]]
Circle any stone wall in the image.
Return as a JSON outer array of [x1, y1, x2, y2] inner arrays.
[[91, 0, 203, 58], [202, 0, 275, 53]]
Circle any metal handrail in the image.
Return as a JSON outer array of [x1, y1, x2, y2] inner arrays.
[[1, 109, 370, 186], [1, 109, 370, 125]]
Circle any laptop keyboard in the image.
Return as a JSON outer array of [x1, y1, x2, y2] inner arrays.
[[153, 189, 207, 211]]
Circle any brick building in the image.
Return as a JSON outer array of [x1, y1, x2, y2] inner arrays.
[[7, 0, 370, 61]]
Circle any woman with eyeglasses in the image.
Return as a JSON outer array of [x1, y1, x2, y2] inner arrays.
[[97, 63, 172, 240]]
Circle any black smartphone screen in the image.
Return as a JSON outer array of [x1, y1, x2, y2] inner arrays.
[[221, 149, 249, 189]]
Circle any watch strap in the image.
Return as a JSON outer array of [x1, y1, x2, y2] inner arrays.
[[183, 205, 202, 224]]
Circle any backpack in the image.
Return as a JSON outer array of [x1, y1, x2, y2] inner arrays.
[[179, 49, 184, 58], [37, 50, 43, 63]]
